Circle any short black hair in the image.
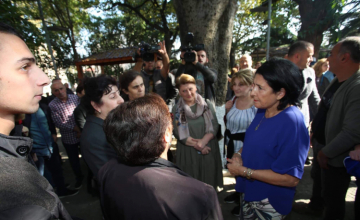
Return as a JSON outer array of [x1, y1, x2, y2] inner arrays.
[[119, 70, 143, 101], [339, 36, 360, 63], [255, 58, 304, 110], [0, 23, 24, 50], [104, 94, 172, 166], [76, 81, 85, 95], [0, 23, 24, 40], [83, 75, 117, 114], [288, 41, 314, 57]]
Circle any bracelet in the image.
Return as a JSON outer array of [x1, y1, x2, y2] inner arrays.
[[243, 169, 247, 177], [235, 152, 242, 157], [246, 168, 254, 180]]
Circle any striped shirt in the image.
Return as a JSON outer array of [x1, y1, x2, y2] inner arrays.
[[226, 97, 257, 152], [49, 94, 80, 144]]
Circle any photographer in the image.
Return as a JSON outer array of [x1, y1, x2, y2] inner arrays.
[[133, 40, 170, 101], [175, 48, 218, 108]]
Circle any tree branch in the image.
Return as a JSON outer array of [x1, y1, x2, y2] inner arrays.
[[111, 1, 164, 32]]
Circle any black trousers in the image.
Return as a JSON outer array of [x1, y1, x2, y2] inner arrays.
[[321, 165, 351, 220], [62, 142, 83, 182], [309, 140, 324, 210]]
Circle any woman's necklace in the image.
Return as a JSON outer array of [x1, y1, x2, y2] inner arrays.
[[255, 115, 266, 131]]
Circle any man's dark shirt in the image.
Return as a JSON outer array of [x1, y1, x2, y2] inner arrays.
[[312, 79, 344, 145], [98, 157, 223, 220]]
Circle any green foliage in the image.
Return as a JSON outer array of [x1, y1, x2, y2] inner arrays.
[[328, 0, 360, 44], [0, 1, 44, 60]]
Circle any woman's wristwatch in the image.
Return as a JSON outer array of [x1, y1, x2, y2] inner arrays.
[[235, 152, 241, 157]]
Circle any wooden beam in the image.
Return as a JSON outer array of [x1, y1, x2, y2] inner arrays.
[[75, 56, 135, 66], [76, 64, 84, 79]]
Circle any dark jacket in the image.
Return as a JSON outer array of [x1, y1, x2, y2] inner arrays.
[[176, 63, 218, 107], [98, 157, 223, 220], [80, 115, 117, 178], [0, 133, 71, 220], [322, 70, 360, 167], [73, 99, 87, 131]]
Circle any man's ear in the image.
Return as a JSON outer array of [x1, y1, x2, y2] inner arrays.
[[91, 101, 101, 113], [342, 53, 351, 62]]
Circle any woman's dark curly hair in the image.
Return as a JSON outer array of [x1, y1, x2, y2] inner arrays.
[[255, 58, 304, 110], [82, 75, 117, 115]]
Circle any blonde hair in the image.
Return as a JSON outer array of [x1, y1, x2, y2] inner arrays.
[[230, 69, 254, 88], [312, 58, 328, 78], [175, 74, 196, 89]]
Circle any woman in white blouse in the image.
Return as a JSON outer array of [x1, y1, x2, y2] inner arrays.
[[223, 68, 257, 216]]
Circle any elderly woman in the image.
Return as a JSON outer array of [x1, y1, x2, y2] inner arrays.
[[80, 75, 124, 180], [172, 74, 223, 190], [223, 69, 257, 214], [313, 58, 331, 96], [227, 58, 310, 219], [120, 70, 145, 101]]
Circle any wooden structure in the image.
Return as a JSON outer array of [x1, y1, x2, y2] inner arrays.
[[75, 47, 138, 79]]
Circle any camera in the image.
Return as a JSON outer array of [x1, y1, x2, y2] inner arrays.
[[139, 41, 160, 62], [181, 33, 205, 63]]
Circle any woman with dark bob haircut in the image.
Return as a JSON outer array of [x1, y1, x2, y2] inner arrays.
[[119, 70, 145, 101], [80, 75, 124, 180], [227, 58, 310, 219], [104, 94, 171, 165]]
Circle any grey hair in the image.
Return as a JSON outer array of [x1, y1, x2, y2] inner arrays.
[[339, 36, 360, 63]]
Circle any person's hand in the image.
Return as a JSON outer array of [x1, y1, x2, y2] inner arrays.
[[193, 138, 209, 152], [31, 153, 38, 162], [73, 125, 81, 139], [52, 134, 57, 143], [317, 150, 329, 169], [309, 132, 313, 148], [180, 51, 186, 65], [158, 40, 167, 56], [201, 146, 211, 155], [22, 126, 29, 137], [185, 137, 198, 147], [225, 100, 234, 112], [349, 149, 360, 161], [227, 158, 245, 176], [231, 153, 243, 166], [228, 76, 232, 83], [192, 50, 198, 65]]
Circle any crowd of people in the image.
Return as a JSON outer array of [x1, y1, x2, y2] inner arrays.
[[0, 21, 360, 220]]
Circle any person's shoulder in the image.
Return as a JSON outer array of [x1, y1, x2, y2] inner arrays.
[[281, 106, 305, 125], [48, 98, 58, 108]]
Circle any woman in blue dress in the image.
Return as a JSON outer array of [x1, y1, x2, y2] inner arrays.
[[227, 58, 310, 219]]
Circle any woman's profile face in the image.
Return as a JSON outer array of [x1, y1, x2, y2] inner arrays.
[[232, 77, 251, 98], [124, 76, 145, 101], [99, 85, 124, 118], [179, 83, 197, 104], [321, 61, 329, 73], [250, 74, 281, 110]]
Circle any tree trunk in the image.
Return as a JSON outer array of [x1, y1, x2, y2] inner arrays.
[[294, 0, 337, 58], [173, 0, 238, 106], [229, 44, 236, 70]]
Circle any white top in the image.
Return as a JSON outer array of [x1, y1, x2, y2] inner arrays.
[[226, 96, 257, 152]]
